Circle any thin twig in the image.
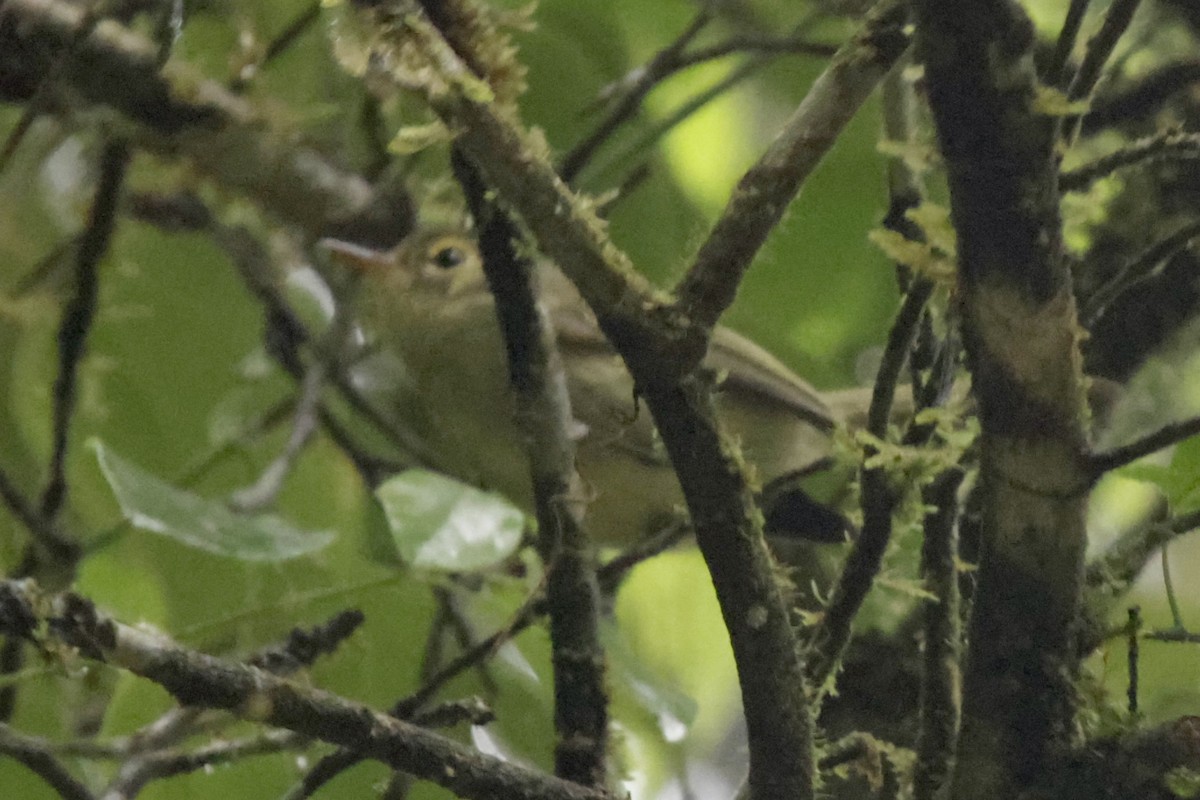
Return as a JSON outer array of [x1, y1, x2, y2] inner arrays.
[[1060, 131, 1200, 192], [288, 522, 678, 799], [1162, 543, 1186, 631], [226, 248, 364, 514], [1063, 0, 1143, 144], [1143, 628, 1200, 643], [102, 730, 308, 800], [1046, 0, 1091, 88], [1082, 218, 1200, 326], [0, 467, 74, 558], [1067, 0, 1142, 101], [1079, 505, 1200, 653], [559, 10, 711, 182], [452, 149, 608, 786], [41, 139, 129, 522], [228, 362, 325, 512], [1089, 412, 1200, 475], [676, 0, 910, 332], [230, 1, 322, 91], [0, 722, 95, 800], [913, 468, 964, 800], [677, 34, 836, 68], [805, 276, 932, 689], [1081, 60, 1200, 134], [289, 582, 548, 800], [1126, 606, 1140, 717]]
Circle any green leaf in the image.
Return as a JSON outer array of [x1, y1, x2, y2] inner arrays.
[[374, 469, 525, 571], [91, 439, 334, 562], [1119, 435, 1200, 512]]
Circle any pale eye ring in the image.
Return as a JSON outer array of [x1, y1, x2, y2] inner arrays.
[[430, 244, 468, 270]]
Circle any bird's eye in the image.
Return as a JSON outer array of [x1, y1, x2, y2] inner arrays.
[[430, 244, 468, 270]]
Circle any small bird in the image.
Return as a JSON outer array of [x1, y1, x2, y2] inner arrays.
[[324, 227, 856, 550]]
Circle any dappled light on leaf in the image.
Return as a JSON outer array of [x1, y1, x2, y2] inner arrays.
[[375, 469, 525, 571]]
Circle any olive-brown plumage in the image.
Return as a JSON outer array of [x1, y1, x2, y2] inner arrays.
[[328, 230, 848, 547]]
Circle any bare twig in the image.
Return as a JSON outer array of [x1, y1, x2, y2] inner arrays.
[[1143, 628, 1200, 643], [0, 468, 75, 558], [559, 10, 712, 183], [452, 150, 608, 786], [1046, 0, 1091, 88], [1067, 0, 1143, 102], [805, 275, 933, 688], [41, 139, 129, 522], [289, 522, 688, 799], [1080, 508, 1200, 644], [227, 362, 325, 513], [677, 34, 836, 68], [1063, 0, 1144, 144], [561, 16, 836, 184], [1082, 218, 1200, 326], [676, 0, 910, 332], [1126, 606, 1140, 717], [0, 722, 95, 800], [101, 730, 308, 800], [90, 609, 363, 799], [229, 1, 322, 91], [0, 0, 414, 246], [913, 469, 965, 800], [1089, 412, 1200, 476], [1081, 60, 1200, 134], [0, 1, 105, 175], [0, 581, 612, 800], [1060, 131, 1200, 192]]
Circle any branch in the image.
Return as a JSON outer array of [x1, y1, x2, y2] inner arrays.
[[1081, 217, 1200, 326], [676, 0, 910, 332], [0, 580, 611, 800], [1081, 60, 1200, 134], [1060, 131, 1200, 192], [804, 276, 932, 688], [1040, 718, 1200, 800], [0, 722, 95, 800], [286, 538, 663, 799], [559, 12, 836, 184], [0, 0, 413, 247], [913, 469, 965, 800], [375, 10, 821, 799], [1079, 506, 1200, 652], [1089, 413, 1200, 476], [559, 9, 712, 183], [1066, 0, 1143, 103], [913, 1, 1092, 798], [452, 151, 608, 787], [41, 139, 128, 523], [1045, 0, 1091, 88], [102, 730, 307, 800]]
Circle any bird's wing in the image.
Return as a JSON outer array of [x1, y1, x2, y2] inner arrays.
[[706, 327, 838, 432], [539, 261, 838, 441]]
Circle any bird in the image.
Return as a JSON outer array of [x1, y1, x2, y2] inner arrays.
[[322, 226, 871, 552]]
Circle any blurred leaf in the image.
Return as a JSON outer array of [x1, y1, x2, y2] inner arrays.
[[607, 628, 699, 744], [375, 469, 525, 571], [92, 439, 334, 561], [1120, 435, 1200, 513]]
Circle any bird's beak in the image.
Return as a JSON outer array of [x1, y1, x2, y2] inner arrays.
[[318, 238, 393, 273]]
